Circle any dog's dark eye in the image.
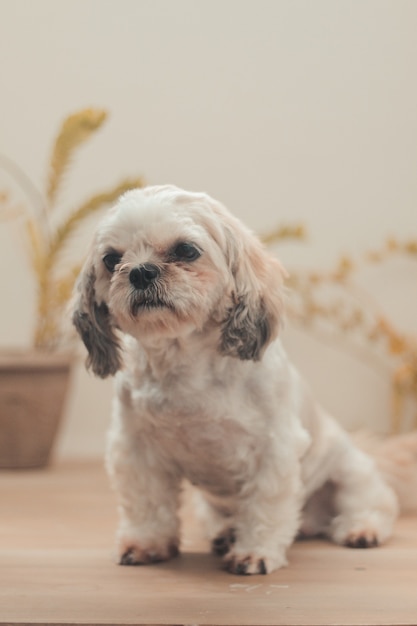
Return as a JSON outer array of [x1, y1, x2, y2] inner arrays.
[[172, 242, 201, 262], [103, 253, 122, 272]]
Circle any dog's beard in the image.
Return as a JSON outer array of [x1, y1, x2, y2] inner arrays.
[[108, 278, 198, 340], [129, 287, 175, 317]]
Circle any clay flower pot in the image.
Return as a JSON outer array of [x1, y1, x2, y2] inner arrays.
[[0, 350, 73, 469]]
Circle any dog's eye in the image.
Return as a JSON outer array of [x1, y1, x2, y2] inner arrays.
[[172, 242, 201, 262], [103, 253, 122, 272]]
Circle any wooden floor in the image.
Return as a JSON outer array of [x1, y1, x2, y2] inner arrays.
[[1, 462, 416, 626]]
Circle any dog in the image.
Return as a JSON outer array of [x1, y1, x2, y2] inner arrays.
[[72, 185, 416, 575]]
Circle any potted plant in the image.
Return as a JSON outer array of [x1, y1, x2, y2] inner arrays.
[[0, 108, 144, 468]]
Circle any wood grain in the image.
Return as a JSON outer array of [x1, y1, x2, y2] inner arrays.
[[0, 462, 416, 625]]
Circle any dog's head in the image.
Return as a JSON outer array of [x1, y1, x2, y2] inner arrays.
[[72, 185, 287, 377]]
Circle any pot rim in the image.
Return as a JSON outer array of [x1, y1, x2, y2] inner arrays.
[[0, 348, 75, 371]]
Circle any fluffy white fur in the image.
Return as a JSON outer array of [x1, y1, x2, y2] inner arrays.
[[72, 185, 414, 575]]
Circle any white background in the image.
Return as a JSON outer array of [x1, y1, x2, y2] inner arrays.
[[0, 0, 416, 458]]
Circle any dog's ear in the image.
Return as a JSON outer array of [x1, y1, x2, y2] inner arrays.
[[72, 252, 122, 378], [219, 218, 287, 361]]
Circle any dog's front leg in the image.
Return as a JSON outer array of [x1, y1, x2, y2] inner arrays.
[[106, 419, 181, 566], [222, 464, 303, 575]]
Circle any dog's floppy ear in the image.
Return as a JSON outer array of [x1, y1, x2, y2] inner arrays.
[[219, 217, 287, 361], [72, 252, 122, 378]]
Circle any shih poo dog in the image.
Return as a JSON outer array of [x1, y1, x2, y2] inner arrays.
[[73, 185, 416, 575]]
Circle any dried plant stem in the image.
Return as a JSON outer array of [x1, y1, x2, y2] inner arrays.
[[0, 153, 48, 232], [2, 108, 145, 351], [46, 109, 107, 209]]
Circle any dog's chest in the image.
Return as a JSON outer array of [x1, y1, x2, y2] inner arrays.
[[129, 370, 266, 494]]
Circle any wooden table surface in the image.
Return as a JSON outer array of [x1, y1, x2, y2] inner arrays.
[[0, 461, 416, 626]]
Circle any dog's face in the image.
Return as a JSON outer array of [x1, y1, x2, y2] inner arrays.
[[72, 185, 286, 377]]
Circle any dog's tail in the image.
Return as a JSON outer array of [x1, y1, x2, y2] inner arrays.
[[355, 430, 417, 513]]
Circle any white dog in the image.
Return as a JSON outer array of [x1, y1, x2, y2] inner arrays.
[[73, 185, 416, 575]]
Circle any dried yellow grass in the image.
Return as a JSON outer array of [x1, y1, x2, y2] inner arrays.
[[1, 108, 145, 349], [288, 238, 417, 433], [46, 109, 107, 208], [261, 224, 306, 246]]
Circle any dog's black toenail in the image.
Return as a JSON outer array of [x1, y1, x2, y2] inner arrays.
[[235, 561, 249, 575], [120, 549, 136, 565], [258, 559, 267, 574], [347, 535, 378, 549]]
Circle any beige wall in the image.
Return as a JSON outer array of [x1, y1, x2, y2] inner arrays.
[[0, 0, 416, 458]]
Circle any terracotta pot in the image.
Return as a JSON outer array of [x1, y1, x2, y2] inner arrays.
[[0, 350, 73, 469]]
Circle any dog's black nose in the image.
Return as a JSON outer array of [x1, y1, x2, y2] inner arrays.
[[129, 264, 160, 290]]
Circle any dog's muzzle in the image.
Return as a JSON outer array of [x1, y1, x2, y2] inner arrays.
[[129, 264, 160, 290], [127, 264, 173, 316]]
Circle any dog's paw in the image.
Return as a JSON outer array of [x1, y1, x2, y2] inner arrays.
[[211, 528, 236, 556], [119, 539, 179, 566], [223, 550, 287, 575], [344, 530, 379, 549], [330, 513, 391, 549]]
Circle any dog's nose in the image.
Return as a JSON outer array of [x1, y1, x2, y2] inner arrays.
[[129, 264, 160, 290]]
